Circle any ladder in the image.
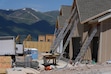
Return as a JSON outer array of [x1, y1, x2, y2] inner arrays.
[[50, 8, 77, 53], [74, 25, 97, 63]]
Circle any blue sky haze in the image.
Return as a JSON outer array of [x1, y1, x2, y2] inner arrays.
[[0, 0, 73, 12]]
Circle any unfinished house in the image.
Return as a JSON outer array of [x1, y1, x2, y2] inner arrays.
[[51, 5, 71, 57], [23, 34, 54, 52], [38, 35, 46, 42], [51, 0, 111, 63], [55, 5, 71, 36]]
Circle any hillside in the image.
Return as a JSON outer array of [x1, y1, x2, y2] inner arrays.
[[0, 8, 59, 40]]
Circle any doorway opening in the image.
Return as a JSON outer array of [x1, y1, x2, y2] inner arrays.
[[72, 37, 81, 60], [91, 37, 99, 62]]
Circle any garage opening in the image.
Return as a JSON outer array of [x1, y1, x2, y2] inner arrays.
[[91, 37, 99, 62], [72, 37, 81, 60]]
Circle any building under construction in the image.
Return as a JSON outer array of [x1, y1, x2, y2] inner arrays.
[[23, 34, 54, 52], [50, 0, 111, 64]]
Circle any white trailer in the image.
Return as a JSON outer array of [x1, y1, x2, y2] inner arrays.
[[16, 44, 24, 55], [0, 36, 16, 55]]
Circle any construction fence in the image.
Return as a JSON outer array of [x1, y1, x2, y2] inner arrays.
[[23, 41, 52, 52]]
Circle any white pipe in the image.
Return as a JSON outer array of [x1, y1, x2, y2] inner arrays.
[[107, 9, 111, 12], [98, 9, 111, 22], [98, 14, 111, 22]]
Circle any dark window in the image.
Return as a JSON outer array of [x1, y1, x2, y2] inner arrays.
[[47, 39, 50, 42]]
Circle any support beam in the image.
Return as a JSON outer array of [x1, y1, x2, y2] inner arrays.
[[82, 26, 92, 61], [69, 38, 73, 60], [74, 25, 97, 63], [50, 8, 77, 53], [57, 19, 79, 62]]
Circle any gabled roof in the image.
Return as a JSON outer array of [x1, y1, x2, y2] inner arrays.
[[76, 0, 111, 24], [56, 5, 72, 29], [60, 5, 71, 18], [58, 16, 67, 28], [56, 16, 67, 28]]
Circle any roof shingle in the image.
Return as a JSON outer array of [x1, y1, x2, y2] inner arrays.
[[76, 0, 111, 24]]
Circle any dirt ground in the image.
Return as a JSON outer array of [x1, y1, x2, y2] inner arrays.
[[40, 63, 111, 74]]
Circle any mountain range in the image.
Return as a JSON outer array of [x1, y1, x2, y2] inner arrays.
[[0, 8, 59, 40]]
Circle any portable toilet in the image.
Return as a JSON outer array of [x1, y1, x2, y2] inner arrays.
[[30, 48, 38, 60], [24, 48, 38, 60]]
